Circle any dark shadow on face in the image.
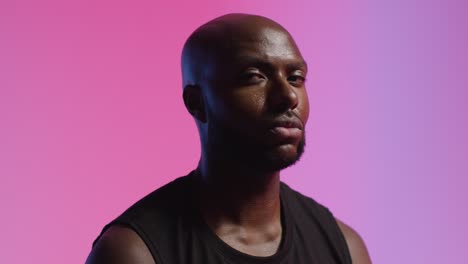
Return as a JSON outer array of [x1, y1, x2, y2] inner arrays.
[[206, 105, 306, 173], [182, 14, 310, 173]]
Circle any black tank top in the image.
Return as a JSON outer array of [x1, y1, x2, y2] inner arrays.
[[93, 172, 352, 264]]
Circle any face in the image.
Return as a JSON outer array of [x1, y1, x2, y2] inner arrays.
[[202, 25, 310, 172]]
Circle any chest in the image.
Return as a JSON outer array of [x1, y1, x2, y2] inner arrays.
[[163, 224, 347, 264]]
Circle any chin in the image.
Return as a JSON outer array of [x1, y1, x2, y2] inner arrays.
[[261, 140, 305, 172], [206, 117, 306, 172]]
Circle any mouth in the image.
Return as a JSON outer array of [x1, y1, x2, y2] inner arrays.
[[271, 118, 303, 130], [266, 117, 304, 143], [270, 126, 302, 138]]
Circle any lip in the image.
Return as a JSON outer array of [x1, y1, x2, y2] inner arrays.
[[270, 118, 303, 130], [270, 126, 302, 139], [267, 117, 304, 142]]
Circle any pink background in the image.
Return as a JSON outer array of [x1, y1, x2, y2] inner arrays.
[[1, 0, 467, 263]]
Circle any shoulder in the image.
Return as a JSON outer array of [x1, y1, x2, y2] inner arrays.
[[335, 218, 372, 264], [115, 175, 194, 224], [279, 182, 329, 216], [280, 184, 371, 263], [86, 175, 195, 264], [86, 225, 156, 264]]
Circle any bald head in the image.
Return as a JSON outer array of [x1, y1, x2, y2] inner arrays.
[[181, 13, 300, 89], [180, 13, 309, 172]]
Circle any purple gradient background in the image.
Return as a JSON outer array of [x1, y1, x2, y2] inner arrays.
[[1, 0, 467, 263]]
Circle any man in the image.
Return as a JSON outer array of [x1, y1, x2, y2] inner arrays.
[[87, 13, 371, 264]]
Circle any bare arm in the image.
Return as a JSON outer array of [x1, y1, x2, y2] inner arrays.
[[336, 218, 372, 264], [86, 225, 155, 264]]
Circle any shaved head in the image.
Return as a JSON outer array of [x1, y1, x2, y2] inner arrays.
[[181, 13, 309, 173], [181, 13, 299, 89]]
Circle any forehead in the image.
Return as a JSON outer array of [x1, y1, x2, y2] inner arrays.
[[225, 27, 304, 66], [238, 28, 300, 56]]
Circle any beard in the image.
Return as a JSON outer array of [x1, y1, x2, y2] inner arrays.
[[205, 109, 306, 173]]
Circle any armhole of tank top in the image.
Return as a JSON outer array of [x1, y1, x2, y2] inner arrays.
[[280, 183, 353, 264], [93, 220, 166, 264], [323, 209, 353, 264]]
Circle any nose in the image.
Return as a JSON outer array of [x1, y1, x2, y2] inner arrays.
[[268, 76, 299, 113]]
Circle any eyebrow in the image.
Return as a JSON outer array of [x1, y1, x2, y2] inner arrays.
[[235, 56, 308, 72]]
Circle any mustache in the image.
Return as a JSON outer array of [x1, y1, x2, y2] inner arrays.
[[266, 110, 304, 130]]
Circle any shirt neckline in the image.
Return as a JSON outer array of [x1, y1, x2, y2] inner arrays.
[[187, 171, 294, 264]]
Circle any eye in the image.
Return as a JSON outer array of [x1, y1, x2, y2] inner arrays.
[[240, 71, 266, 85], [287, 73, 306, 86]]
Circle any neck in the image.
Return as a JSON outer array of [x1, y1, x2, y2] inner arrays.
[[195, 156, 282, 229]]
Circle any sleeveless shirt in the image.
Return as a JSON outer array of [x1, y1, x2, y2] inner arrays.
[[93, 172, 352, 264]]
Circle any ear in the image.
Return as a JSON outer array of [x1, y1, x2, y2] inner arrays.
[[183, 85, 207, 123]]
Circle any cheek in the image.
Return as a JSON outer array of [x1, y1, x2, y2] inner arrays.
[[241, 91, 266, 115], [207, 88, 266, 125], [298, 90, 310, 124], [225, 89, 266, 119]]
